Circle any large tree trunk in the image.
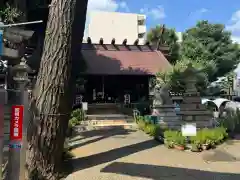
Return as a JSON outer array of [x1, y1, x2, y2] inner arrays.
[[25, 0, 88, 179]]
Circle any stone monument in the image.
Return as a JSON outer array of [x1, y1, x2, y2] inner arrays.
[[152, 84, 180, 129], [178, 63, 213, 128]]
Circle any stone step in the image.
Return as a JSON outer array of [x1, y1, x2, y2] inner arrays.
[[87, 109, 120, 114], [73, 123, 137, 133], [89, 119, 132, 125], [92, 123, 137, 130], [87, 103, 121, 114], [87, 114, 131, 120], [179, 111, 212, 116], [180, 104, 207, 110]]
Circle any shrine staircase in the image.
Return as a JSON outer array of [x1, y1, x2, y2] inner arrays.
[[85, 103, 136, 129]]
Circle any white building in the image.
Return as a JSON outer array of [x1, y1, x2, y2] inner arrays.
[[176, 32, 182, 43], [86, 11, 147, 45]]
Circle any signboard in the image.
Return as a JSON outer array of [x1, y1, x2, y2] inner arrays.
[[181, 123, 196, 136], [10, 105, 23, 141], [82, 102, 88, 111]]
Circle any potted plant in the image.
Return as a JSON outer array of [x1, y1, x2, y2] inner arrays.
[[173, 136, 186, 151]]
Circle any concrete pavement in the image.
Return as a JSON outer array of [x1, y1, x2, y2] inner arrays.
[[65, 127, 240, 180]]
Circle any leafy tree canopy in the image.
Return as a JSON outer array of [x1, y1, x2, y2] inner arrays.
[[156, 58, 215, 94], [147, 25, 180, 64], [181, 20, 240, 81]]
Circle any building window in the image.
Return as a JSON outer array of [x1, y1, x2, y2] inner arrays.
[[138, 20, 145, 25], [138, 33, 145, 38]]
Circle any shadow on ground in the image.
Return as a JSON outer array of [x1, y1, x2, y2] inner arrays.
[[70, 138, 159, 172], [101, 162, 240, 180], [68, 127, 137, 150], [202, 149, 240, 162]]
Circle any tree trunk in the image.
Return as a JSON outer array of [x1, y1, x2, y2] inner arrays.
[[25, 0, 88, 179]]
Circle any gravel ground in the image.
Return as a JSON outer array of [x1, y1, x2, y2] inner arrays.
[[65, 127, 240, 180]]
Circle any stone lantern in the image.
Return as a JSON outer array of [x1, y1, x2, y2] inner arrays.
[[7, 57, 32, 180], [11, 57, 31, 87]]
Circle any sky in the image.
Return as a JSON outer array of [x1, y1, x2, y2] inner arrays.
[[85, 0, 240, 43]]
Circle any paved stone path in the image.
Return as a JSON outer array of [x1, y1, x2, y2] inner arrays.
[[65, 127, 240, 180]]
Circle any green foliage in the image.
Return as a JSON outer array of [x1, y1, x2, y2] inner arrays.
[[69, 108, 85, 127], [190, 127, 228, 146], [219, 109, 240, 133], [191, 142, 201, 152], [147, 25, 180, 64], [144, 123, 155, 135], [154, 21, 240, 94], [137, 118, 146, 131], [181, 20, 240, 82], [137, 117, 163, 137], [0, 3, 22, 23], [156, 58, 214, 93], [164, 130, 186, 146], [165, 127, 228, 150], [207, 71, 235, 95]]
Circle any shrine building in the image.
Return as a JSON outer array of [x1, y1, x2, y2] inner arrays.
[[74, 37, 172, 109]]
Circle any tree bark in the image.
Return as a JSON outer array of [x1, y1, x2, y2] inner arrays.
[[25, 0, 88, 179]]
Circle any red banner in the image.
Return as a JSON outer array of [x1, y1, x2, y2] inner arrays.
[[10, 105, 23, 141]]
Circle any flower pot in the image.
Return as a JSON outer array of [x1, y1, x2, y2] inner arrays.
[[174, 145, 185, 151]]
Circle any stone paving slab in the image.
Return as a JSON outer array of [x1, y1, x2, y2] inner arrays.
[[66, 129, 240, 180]]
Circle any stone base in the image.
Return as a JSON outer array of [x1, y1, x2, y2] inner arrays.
[[152, 105, 180, 129], [153, 104, 175, 109], [157, 119, 213, 130]]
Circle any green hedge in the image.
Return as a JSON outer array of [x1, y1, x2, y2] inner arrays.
[[136, 114, 228, 150], [137, 118, 165, 137], [164, 127, 228, 149]]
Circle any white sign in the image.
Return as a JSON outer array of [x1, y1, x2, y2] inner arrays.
[[82, 102, 88, 111], [181, 123, 197, 136]]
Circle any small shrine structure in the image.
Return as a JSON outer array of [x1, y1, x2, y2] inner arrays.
[[178, 63, 213, 128]]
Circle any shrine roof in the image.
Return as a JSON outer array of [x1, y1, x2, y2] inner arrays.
[[81, 41, 171, 75]]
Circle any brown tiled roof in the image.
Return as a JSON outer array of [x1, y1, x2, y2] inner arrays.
[[81, 43, 172, 75]]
